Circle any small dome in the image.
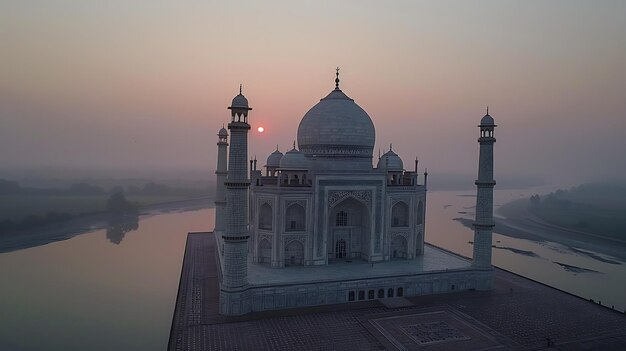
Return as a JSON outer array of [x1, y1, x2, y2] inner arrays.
[[480, 113, 494, 126], [231, 94, 249, 109], [266, 149, 283, 168], [377, 150, 403, 170], [279, 148, 309, 170], [218, 127, 228, 137]]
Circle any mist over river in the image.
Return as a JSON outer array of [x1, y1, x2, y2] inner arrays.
[[427, 186, 626, 313], [1, 186, 624, 351]]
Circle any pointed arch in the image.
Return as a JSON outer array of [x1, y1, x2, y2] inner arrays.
[[391, 235, 407, 259], [417, 201, 424, 225], [285, 240, 304, 266], [258, 238, 272, 264], [259, 203, 273, 230], [286, 203, 306, 231], [391, 201, 409, 227], [328, 196, 371, 261]]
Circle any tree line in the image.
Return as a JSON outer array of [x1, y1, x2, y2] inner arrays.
[[0, 179, 210, 197]]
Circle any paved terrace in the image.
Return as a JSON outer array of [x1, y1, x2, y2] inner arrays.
[[248, 245, 472, 286], [169, 232, 626, 351]]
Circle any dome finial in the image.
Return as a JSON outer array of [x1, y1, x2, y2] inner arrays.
[[276, 144, 279, 151], [389, 143, 393, 151], [239, 84, 243, 95], [486, 105, 489, 115], [335, 67, 340, 89], [293, 140, 296, 149]]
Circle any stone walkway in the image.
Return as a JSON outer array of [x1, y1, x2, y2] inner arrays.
[[168, 232, 626, 351]]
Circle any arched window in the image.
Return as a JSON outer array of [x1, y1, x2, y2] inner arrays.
[[417, 201, 424, 225], [387, 288, 394, 298], [397, 287, 404, 297], [336, 210, 347, 226], [348, 291, 355, 302], [258, 239, 271, 264], [378, 289, 385, 299], [259, 203, 273, 230], [286, 204, 305, 231], [368, 290, 375, 299], [285, 241, 304, 266], [391, 235, 407, 259], [335, 239, 346, 259], [391, 201, 409, 227]]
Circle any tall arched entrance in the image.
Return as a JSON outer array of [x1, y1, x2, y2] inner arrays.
[[328, 197, 371, 262]]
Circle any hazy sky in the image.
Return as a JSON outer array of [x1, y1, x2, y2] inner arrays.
[[1, 1, 625, 183]]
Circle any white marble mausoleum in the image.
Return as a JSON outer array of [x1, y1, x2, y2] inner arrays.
[[213, 71, 497, 316]]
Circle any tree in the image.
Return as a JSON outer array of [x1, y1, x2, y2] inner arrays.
[[530, 194, 541, 206], [106, 191, 138, 215]]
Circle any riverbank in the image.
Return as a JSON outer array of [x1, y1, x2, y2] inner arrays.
[[455, 198, 626, 262], [0, 197, 213, 253]]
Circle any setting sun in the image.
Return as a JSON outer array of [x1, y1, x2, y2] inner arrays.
[[257, 126, 264, 133]]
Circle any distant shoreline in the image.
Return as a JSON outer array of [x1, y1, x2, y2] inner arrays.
[[0, 197, 214, 253], [455, 198, 626, 262]]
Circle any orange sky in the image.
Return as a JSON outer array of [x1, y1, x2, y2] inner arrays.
[[1, 1, 625, 183]]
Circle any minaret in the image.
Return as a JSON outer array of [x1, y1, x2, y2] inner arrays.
[[221, 86, 252, 310], [214, 126, 228, 234], [472, 108, 497, 279]]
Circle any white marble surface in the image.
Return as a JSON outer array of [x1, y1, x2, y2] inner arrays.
[[248, 244, 472, 286]]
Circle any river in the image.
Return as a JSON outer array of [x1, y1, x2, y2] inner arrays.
[[0, 186, 624, 350], [427, 186, 626, 313]]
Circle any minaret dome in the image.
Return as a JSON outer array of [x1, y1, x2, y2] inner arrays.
[[218, 126, 228, 144], [479, 108, 497, 138], [228, 84, 252, 123]]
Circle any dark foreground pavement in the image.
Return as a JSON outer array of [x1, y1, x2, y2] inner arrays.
[[168, 232, 626, 351]]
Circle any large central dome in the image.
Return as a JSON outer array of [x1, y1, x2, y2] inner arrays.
[[297, 88, 375, 160]]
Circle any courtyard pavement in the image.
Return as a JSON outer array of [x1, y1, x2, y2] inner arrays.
[[168, 232, 626, 351]]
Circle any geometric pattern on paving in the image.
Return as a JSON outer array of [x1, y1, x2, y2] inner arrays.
[[364, 307, 516, 351], [401, 321, 469, 345], [169, 232, 626, 351]]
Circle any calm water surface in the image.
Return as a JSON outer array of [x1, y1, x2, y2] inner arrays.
[[0, 209, 213, 351], [427, 186, 626, 312], [1, 187, 625, 350]]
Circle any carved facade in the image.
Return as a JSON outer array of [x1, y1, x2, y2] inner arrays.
[[213, 74, 495, 316]]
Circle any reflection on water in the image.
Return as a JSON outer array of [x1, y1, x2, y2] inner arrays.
[[0, 208, 213, 351], [106, 215, 139, 244]]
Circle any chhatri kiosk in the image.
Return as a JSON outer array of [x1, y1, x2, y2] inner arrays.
[[213, 71, 497, 316]]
